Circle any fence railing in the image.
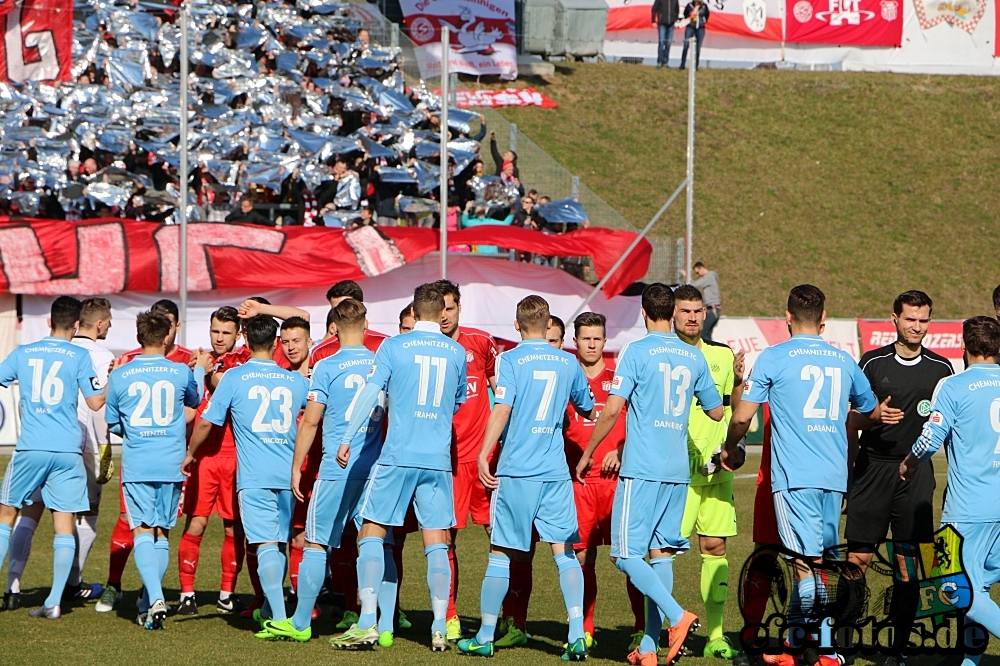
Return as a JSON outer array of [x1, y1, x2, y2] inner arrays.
[[368, 18, 682, 286]]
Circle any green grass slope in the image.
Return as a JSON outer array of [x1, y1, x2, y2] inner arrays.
[[493, 64, 1000, 318]]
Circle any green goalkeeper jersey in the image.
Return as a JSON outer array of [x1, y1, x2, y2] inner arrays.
[[687, 340, 735, 487]]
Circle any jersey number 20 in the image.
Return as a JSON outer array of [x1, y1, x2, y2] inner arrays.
[[128, 381, 176, 427]]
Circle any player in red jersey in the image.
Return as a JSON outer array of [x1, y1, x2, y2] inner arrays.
[[95, 299, 194, 613], [432, 280, 499, 642], [311, 281, 389, 364], [563, 312, 629, 648], [176, 307, 244, 616]]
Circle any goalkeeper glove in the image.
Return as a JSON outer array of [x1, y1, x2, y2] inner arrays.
[[96, 443, 115, 485]]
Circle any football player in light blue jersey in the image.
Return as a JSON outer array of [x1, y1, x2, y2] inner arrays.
[[105, 311, 209, 629], [721, 285, 879, 666], [0, 296, 105, 619], [330, 283, 466, 651], [577, 283, 723, 666], [260, 298, 394, 645], [900, 316, 1000, 666], [458, 296, 596, 661], [186, 315, 308, 635]]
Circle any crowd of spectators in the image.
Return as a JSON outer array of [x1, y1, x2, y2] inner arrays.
[[0, 0, 589, 239]]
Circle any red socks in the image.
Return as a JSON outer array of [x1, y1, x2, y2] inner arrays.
[[447, 547, 459, 619], [221, 533, 240, 593], [339, 538, 360, 614], [178, 533, 203, 594], [107, 517, 134, 587], [582, 560, 598, 636], [289, 542, 304, 593], [626, 577, 646, 632], [503, 561, 533, 628]]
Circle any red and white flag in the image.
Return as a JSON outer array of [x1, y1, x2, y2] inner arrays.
[[401, 0, 517, 80], [0, 0, 73, 83], [785, 0, 903, 46], [605, 0, 782, 42]]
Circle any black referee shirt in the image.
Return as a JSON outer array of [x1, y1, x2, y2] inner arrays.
[[857, 344, 954, 461]]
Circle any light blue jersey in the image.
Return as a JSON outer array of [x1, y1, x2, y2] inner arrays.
[[106, 355, 203, 483], [494, 339, 594, 481], [202, 358, 309, 491], [911, 364, 1000, 524], [743, 334, 877, 493], [363, 321, 466, 471], [611, 331, 722, 483], [309, 347, 385, 481], [0, 337, 102, 454]]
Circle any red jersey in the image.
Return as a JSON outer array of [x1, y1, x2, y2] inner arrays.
[[215, 339, 290, 373], [564, 364, 626, 483], [310, 329, 388, 366], [451, 328, 499, 464], [118, 345, 193, 367]]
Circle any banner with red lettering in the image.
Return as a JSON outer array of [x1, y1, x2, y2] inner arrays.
[[453, 87, 558, 109], [401, 0, 518, 80], [713, 317, 860, 371], [0, 220, 650, 298], [0, 0, 73, 83], [785, 0, 903, 45], [605, 0, 782, 42], [858, 319, 964, 371]]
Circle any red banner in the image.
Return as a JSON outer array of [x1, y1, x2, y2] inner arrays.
[[0, 0, 73, 83], [0, 220, 650, 298], [785, 0, 903, 46], [858, 319, 964, 359], [451, 88, 558, 109]]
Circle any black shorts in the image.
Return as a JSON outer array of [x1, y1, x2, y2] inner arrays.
[[845, 456, 935, 552]]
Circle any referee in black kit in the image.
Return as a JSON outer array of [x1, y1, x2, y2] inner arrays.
[[846, 290, 954, 666]]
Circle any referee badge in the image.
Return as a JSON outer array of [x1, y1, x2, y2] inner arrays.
[[917, 400, 932, 417]]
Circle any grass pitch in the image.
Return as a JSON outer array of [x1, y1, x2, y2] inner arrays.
[[492, 64, 1000, 319], [1, 453, 995, 666]]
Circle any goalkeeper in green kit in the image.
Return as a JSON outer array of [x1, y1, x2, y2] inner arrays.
[[672, 285, 748, 664]]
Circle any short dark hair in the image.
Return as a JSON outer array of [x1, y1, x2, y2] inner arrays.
[[433, 279, 461, 304], [325, 307, 337, 331], [136, 311, 171, 348], [246, 315, 278, 352], [399, 302, 415, 324], [549, 315, 565, 340], [963, 316, 1000, 359], [693, 261, 706, 270], [516, 295, 550, 334], [327, 280, 364, 303], [332, 298, 367, 332], [280, 316, 310, 336], [413, 283, 445, 320], [641, 283, 675, 322], [51, 296, 83, 331], [150, 299, 179, 323], [787, 285, 825, 325], [211, 306, 240, 327], [79, 298, 112, 328], [672, 285, 703, 304], [893, 290, 933, 316], [573, 312, 606, 337], [992, 285, 1000, 313]]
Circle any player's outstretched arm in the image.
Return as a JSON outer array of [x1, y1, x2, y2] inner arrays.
[[720, 399, 758, 470], [85, 393, 106, 411], [183, 418, 214, 476], [292, 401, 324, 501], [237, 300, 310, 322], [478, 404, 512, 491], [341, 382, 381, 448], [576, 395, 626, 483]]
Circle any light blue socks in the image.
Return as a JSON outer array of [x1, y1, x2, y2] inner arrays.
[[379, 545, 399, 635], [44, 534, 77, 608], [425, 543, 451, 636], [357, 537, 385, 629], [476, 553, 511, 645], [257, 544, 287, 622], [291, 547, 326, 631], [555, 552, 585, 643]]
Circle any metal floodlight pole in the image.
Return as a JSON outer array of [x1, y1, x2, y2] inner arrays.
[[439, 27, 449, 280], [178, 3, 189, 346], [685, 38, 696, 285], [571, 177, 689, 320]]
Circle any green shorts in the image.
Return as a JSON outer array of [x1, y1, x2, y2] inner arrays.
[[682, 480, 737, 539]]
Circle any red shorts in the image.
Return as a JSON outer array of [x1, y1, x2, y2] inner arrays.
[[452, 460, 491, 529], [752, 479, 780, 545], [573, 480, 616, 549], [183, 455, 237, 520]]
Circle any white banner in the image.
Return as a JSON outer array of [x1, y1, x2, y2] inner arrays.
[[712, 317, 860, 372], [401, 0, 518, 79]]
